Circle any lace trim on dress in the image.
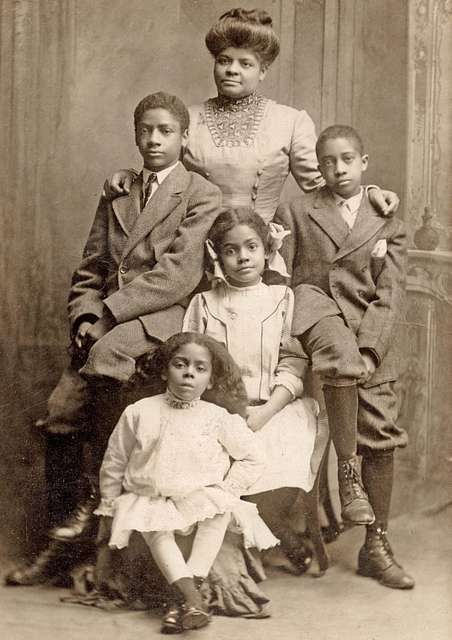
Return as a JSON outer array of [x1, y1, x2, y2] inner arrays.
[[204, 93, 268, 148], [164, 389, 200, 410]]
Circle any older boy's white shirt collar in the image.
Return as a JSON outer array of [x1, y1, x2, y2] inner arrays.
[[332, 187, 364, 229]]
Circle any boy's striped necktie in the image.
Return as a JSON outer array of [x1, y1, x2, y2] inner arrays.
[[141, 172, 157, 209]]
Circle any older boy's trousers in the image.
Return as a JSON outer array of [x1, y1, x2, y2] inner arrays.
[[45, 318, 160, 436], [42, 319, 161, 523]]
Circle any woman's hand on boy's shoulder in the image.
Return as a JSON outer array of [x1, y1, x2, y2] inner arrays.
[[368, 187, 399, 217], [102, 169, 136, 200]]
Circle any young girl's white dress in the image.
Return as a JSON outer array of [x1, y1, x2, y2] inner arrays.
[[95, 393, 279, 551], [183, 281, 326, 494]]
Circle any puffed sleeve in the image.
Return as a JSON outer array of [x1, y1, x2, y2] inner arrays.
[[182, 293, 208, 333], [94, 404, 138, 516], [272, 287, 309, 398], [289, 110, 324, 193], [216, 414, 266, 497]]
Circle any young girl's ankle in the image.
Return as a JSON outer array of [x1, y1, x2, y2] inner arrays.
[[173, 576, 204, 609]]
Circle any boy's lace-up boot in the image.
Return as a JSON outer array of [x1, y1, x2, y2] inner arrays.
[[50, 476, 98, 543], [338, 455, 375, 526], [357, 525, 415, 589], [4, 538, 92, 587]]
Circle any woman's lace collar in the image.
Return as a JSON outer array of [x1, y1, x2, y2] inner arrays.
[[164, 389, 200, 410], [204, 93, 268, 147], [214, 92, 262, 111]]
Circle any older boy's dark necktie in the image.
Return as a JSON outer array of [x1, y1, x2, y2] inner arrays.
[[141, 172, 158, 210]]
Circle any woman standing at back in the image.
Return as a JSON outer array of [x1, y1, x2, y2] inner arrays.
[[107, 8, 397, 219]]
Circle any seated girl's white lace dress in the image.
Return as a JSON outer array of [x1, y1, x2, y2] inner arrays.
[[95, 391, 279, 551]]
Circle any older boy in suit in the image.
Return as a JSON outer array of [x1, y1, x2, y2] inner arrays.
[[276, 125, 414, 589], [7, 92, 221, 586]]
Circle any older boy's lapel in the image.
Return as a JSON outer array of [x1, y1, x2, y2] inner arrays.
[[334, 195, 386, 261], [121, 163, 187, 257], [308, 189, 350, 249], [111, 177, 142, 235]]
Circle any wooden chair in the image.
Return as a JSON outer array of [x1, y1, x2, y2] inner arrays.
[[296, 371, 342, 575]]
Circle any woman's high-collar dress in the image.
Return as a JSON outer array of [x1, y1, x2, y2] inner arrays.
[[184, 93, 323, 223]]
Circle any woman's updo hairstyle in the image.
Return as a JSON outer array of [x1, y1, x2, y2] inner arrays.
[[205, 7, 280, 69]]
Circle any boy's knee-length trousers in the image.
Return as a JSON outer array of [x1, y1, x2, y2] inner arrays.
[[300, 315, 408, 451]]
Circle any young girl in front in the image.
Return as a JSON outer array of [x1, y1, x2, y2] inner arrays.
[[94, 332, 277, 634], [183, 208, 325, 564]]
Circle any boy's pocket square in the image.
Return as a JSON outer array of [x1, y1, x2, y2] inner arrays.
[[371, 239, 387, 258]]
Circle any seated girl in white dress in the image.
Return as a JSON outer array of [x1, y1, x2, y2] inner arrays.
[[94, 331, 277, 634], [183, 207, 327, 560]]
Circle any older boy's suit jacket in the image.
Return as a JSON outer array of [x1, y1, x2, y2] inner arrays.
[[68, 163, 221, 341], [275, 187, 407, 387]]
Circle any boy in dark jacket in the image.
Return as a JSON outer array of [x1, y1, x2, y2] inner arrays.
[[6, 92, 221, 586], [276, 125, 414, 589]]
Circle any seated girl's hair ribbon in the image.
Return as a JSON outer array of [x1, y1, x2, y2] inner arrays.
[[204, 223, 291, 286], [205, 239, 227, 287]]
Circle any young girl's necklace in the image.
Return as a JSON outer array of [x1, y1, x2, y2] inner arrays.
[[164, 389, 199, 410]]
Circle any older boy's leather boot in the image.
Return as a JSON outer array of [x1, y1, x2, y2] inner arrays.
[[4, 541, 67, 586], [50, 475, 98, 542], [51, 377, 124, 543], [4, 539, 92, 587], [43, 430, 84, 527], [338, 456, 375, 526], [357, 525, 415, 589]]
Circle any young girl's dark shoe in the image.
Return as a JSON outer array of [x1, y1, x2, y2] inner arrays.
[[357, 527, 415, 589], [180, 604, 211, 630], [161, 605, 184, 634]]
